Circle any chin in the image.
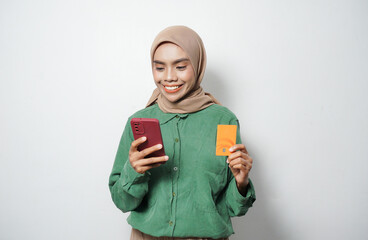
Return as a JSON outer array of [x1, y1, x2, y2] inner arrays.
[[165, 95, 181, 103], [159, 89, 184, 103]]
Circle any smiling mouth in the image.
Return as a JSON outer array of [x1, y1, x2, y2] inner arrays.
[[163, 84, 183, 93]]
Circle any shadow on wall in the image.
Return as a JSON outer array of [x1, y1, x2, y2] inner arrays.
[[231, 159, 287, 240], [201, 68, 231, 107], [202, 69, 288, 240]]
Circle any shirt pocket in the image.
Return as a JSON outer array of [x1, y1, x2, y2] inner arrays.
[[193, 158, 228, 214], [193, 190, 219, 213], [198, 152, 228, 183]]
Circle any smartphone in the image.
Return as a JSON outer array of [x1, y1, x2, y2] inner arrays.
[[130, 118, 166, 159]]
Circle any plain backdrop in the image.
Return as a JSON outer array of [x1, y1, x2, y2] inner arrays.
[[1, 0, 367, 239]]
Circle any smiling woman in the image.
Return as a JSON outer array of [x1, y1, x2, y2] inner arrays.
[[109, 26, 256, 240], [152, 43, 195, 102]]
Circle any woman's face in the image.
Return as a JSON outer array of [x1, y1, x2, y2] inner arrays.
[[152, 43, 196, 103]]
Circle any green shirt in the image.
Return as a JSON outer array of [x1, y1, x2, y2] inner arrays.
[[109, 104, 256, 239]]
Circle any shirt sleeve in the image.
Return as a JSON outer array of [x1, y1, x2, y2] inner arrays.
[[225, 119, 256, 217], [108, 118, 150, 213]]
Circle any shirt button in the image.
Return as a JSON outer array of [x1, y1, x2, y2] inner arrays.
[[173, 167, 178, 171], [169, 221, 173, 226], [175, 138, 179, 142], [173, 192, 176, 197]]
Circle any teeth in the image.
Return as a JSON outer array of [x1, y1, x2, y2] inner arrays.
[[165, 86, 180, 90]]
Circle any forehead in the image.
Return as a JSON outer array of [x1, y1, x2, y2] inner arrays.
[[153, 42, 189, 62]]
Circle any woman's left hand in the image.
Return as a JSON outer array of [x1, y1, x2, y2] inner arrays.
[[227, 144, 253, 196]]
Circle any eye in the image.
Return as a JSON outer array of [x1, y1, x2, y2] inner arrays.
[[176, 66, 187, 70], [155, 67, 164, 71]]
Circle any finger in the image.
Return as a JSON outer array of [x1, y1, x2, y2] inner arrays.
[[227, 151, 244, 161], [135, 163, 163, 174], [231, 163, 251, 172], [228, 158, 247, 168], [228, 156, 253, 169], [228, 151, 252, 162], [130, 136, 147, 153], [229, 144, 248, 154], [139, 144, 163, 158], [228, 153, 253, 164], [133, 155, 169, 167]]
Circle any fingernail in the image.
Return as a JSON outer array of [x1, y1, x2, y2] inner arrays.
[[142, 136, 147, 141], [164, 156, 169, 160], [226, 158, 229, 163], [229, 147, 234, 152], [157, 144, 162, 149]]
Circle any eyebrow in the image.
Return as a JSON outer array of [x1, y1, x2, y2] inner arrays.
[[153, 58, 190, 65]]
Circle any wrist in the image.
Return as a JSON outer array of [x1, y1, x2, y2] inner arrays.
[[236, 179, 249, 197]]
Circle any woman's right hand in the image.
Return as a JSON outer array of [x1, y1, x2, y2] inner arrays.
[[129, 136, 169, 174]]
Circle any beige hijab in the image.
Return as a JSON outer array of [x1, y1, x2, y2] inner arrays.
[[146, 25, 220, 113]]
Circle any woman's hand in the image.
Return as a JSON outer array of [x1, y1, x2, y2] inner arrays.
[[129, 137, 169, 174], [227, 144, 253, 196]]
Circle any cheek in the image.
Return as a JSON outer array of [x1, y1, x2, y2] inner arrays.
[[180, 70, 196, 84], [152, 70, 161, 83]]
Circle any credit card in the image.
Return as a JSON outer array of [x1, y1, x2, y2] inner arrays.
[[216, 125, 237, 156]]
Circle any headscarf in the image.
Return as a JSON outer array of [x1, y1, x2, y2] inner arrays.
[[146, 25, 220, 113]]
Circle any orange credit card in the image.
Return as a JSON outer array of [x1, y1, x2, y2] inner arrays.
[[216, 125, 237, 156]]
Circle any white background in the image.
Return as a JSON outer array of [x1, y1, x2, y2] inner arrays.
[[1, 0, 367, 239]]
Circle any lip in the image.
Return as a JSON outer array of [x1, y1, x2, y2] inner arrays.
[[163, 84, 184, 93]]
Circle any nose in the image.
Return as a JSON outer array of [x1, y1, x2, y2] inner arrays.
[[164, 67, 177, 82]]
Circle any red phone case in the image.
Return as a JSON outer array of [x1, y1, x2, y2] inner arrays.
[[130, 118, 166, 159]]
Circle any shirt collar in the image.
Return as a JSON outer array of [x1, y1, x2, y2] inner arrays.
[[153, 105, 189, 125], [158, 113, 189, 125]]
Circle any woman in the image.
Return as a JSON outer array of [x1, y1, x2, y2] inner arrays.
[[109, 26, 256, 240]]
